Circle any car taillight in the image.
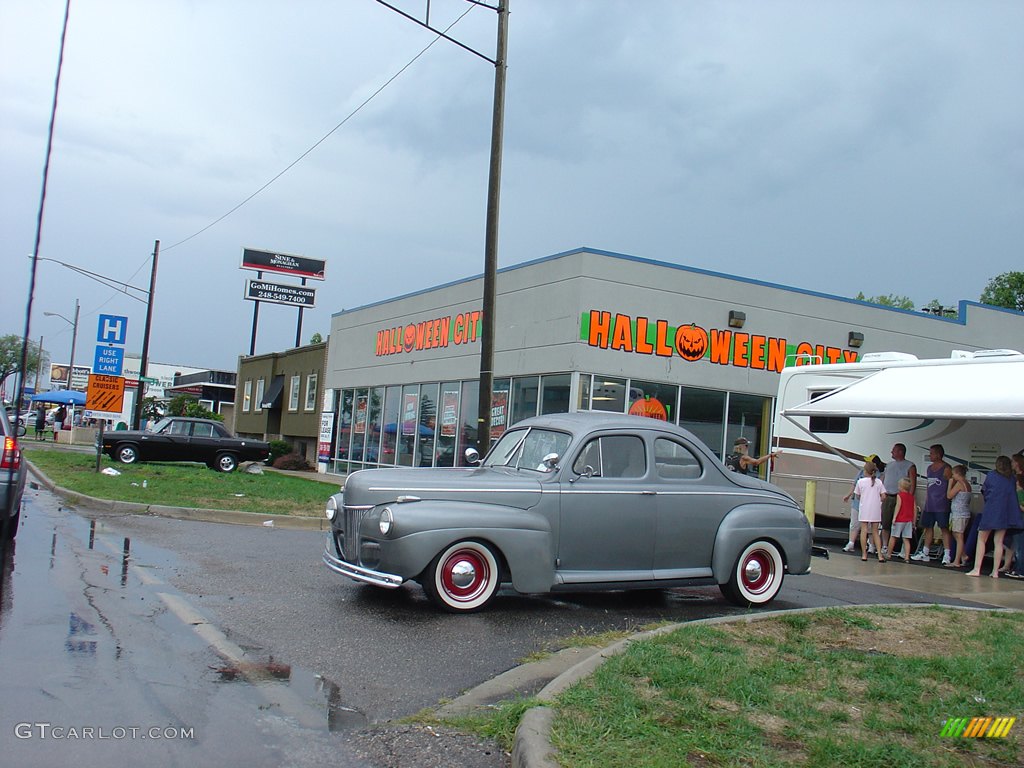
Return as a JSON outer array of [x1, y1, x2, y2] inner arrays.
[[1, 436, 20, 470]]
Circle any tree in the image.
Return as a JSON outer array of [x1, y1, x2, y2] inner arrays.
[[309, 332, 323, 344], [979, 271, 1024, 312], [140, 396, 164, 422], [0, 335, 48, 395], [854, 292, 915, 310], [167, 393, 222, 421]]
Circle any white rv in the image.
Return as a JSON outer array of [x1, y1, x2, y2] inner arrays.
[[771, 349, 1024, 523]]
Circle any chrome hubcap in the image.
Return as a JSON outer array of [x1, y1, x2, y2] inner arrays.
[[450, 559, 477, 589], [744, 559, 764, 584]]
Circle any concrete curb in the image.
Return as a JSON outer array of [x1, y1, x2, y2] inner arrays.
[[25, 460, 328, 530], [509, 602, 1017, 768]]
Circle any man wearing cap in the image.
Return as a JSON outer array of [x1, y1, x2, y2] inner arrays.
[[726, 437, 778, 475]]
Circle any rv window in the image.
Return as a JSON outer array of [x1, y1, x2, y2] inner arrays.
[[808, 391, 849, 434]]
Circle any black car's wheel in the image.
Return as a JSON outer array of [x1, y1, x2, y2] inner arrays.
[[115, 443, 140, 464], [214, 452, 239, 473], [422, 540, 501, 613], [720, 540, 785, 607]]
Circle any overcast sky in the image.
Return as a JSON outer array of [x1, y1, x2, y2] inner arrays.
[[3, 0, 1022, 373]]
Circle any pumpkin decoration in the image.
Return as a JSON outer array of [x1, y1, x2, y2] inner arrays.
[[675, 324, 708, 361]]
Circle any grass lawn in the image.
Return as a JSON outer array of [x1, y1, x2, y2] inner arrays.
[[24, 445, 336, 517], [547, 606, 1023, 768]]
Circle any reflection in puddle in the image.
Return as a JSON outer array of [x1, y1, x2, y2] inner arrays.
[[213, 656, 368, 731], [66, 612, 98, 655]]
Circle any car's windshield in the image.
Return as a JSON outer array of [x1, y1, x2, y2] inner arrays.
[[149, 418, 173, 434], [483, 427, 571, 472]]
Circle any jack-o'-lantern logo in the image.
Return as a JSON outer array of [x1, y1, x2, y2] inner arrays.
[[629, 397, 667, 421], [675, 324, 708, 361]]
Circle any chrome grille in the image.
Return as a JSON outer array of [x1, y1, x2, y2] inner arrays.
[[342, 505, 371, 562]]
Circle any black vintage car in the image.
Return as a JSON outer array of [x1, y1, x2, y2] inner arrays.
[[100, 417, 269, 472]]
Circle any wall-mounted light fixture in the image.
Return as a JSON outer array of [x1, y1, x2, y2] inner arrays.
[[848, 331, 864, 348], [728, 310, 746, 329]]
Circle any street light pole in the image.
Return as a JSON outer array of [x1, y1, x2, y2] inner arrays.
[[69, 298, 79, 389], [43, 299, 79, 390]]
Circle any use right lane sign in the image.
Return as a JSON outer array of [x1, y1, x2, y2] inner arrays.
[[86, 374, 126, 415]]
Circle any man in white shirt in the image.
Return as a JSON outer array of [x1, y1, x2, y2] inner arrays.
[[881, 443, 917, 555]]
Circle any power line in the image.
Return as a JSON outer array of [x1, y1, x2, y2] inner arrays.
[[164, 4, 476, 253]]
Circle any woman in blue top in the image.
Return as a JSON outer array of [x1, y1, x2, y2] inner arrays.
[[966, 456, 1024, 578]]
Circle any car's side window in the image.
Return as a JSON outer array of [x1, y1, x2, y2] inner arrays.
[[169, 421, 190, 436], [654, 438, 702, 480], [192, 423, 215, 437], [574, 435, 646, 478]]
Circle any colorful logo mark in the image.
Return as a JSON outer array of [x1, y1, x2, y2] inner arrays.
[[940, 717, 1016, 738]]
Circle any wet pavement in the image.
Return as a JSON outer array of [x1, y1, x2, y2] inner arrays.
[[0, 488, 373, 768]]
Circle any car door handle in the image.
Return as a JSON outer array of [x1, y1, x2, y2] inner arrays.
[[641, 490, 657, 496]]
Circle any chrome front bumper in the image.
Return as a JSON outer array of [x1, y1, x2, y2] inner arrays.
[[322, 540, 404, 589]]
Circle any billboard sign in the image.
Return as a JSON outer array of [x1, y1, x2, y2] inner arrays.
[[241, 248, 326, 280], [243, 279, 316, 308]]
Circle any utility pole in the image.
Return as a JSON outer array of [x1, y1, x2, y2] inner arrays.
[[475, 0, 508, 457], [132, 240, 159, 429], [373, 0, 510, 458], [68, 298, 79, 389]]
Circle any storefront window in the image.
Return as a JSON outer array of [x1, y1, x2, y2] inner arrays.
[[458, 380, 479, 465], [398, 385, 419, 466], [350, 388, 369, 467], [334, 389, 354, 472], [363, 387, 384, 467], [436, 382, 460, 466], [577, 374, 591, 411], [510, 376, 539, 426], [419, 383, 439, 467], [380, 385, 401, 465], [726, 393, 773, 473], [588, 375, 626, 413], [679, 387, 726, 458], [540, 373, 571, 415], [627, 380, 679, 422], [491, 378, 511, 441]]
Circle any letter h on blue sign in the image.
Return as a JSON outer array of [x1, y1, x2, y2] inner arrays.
[[97, 315, 128, 345]]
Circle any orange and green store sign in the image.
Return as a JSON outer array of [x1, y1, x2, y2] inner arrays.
[[323, 248, 1016, 475]]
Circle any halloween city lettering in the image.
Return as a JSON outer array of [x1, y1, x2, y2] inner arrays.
[[581, 310, 858, 372], [375, 311, 482, 356]]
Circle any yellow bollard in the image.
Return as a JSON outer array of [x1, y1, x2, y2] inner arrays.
[[804, 480, 816, 532]]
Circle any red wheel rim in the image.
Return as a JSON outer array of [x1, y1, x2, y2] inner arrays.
[[440, 549, 490, 603], [742, 550, 774, 595]]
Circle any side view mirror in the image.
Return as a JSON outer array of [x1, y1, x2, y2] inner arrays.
[[541, 453, 560, 471], [464, 447, 480, 466]]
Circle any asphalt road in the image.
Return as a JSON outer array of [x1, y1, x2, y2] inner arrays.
[[1, 483, 992, 767]]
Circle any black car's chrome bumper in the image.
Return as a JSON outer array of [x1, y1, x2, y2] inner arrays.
[[322, 540, 404, 588]]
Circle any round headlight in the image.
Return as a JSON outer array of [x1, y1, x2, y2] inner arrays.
[[379, 506, 394, 535], [325, 496, 338, 521]]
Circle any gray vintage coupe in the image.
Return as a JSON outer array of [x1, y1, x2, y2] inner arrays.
[[323, 413, 811, 612]]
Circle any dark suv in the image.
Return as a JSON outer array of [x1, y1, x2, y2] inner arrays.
[[1, 403, 27, 540]]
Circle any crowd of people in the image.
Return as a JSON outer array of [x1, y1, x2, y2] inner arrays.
[[842, 443, 1024, 580]]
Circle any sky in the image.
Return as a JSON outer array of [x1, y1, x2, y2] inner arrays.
[[2, 0, 1022, 373]]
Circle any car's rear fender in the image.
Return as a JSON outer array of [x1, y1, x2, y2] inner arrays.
[[712, 503, 812, 583]]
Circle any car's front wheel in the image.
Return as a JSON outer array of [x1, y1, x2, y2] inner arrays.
[[214, 452, 239, 473], [422, 540, 501, 613], [115, 444, 139, 464], [720, 540, 785, 607]]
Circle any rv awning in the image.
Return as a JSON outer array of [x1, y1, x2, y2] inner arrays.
[[783, 360, 1024, 421], [260, 375, 285, 409]]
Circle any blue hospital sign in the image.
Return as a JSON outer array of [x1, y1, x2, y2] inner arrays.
[[97, 314, 128, 345], [93, 345, 124, 376]]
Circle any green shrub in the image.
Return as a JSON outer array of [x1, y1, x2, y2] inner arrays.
[[267, 440, 292, 464]]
